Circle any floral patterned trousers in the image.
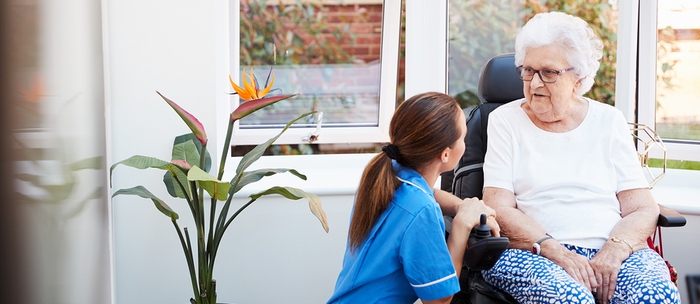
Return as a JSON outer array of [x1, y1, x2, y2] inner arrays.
[[482, 245, 680, 304]]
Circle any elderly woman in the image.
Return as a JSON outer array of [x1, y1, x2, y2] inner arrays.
[[481, 12, 680, 304]]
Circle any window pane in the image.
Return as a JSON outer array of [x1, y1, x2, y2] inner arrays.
[[239, 0, 383, 128], [447, 1, 521, 109], [656, 0, 700, 141]]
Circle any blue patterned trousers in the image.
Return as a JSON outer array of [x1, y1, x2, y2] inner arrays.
[[481, 245, 680, 304]]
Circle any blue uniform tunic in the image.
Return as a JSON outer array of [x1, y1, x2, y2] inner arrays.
[[328, 161, 460, 303]]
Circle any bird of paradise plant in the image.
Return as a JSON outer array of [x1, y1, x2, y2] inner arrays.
[[110, 68, 328, 304]]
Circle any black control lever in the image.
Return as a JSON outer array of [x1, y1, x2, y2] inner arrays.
[[463, 214, 510, 270]]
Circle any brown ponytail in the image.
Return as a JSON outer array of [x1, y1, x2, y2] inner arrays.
[[348, 92, 462, 251]]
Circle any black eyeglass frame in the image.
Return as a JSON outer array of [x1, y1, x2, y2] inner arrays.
[[515, 65, 575, 83]]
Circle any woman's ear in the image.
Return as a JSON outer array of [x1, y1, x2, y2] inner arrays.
[[441, 149, 450, 163], [574, 77, 584, 92]]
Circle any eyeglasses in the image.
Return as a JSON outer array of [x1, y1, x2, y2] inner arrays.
[[516, 66, 575, 83]]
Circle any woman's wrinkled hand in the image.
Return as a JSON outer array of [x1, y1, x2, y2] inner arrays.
[[546, 246, 599, 292], [589, 245, 628, 304]]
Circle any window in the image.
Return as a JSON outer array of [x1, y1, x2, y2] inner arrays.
[[226, 0, 401, 149], [638, 0, 700, 162]]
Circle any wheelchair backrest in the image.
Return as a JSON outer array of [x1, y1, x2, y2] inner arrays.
[[443, 53, 524, 199]]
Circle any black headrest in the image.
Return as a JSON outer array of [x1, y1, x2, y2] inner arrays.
[[477, 53, 524, 104]]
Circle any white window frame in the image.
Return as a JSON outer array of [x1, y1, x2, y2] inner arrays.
[[218, 0, 401, 147], [405, 0, 448, 96], [636, 0, 700, 162]]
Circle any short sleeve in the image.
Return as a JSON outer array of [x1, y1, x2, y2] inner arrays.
[[400, 205, 459, 301], [611, 112, 649, 192], [483, 109, 515, 192]]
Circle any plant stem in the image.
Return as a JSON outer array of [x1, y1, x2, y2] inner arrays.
[[173, 222, 199, 304], [200, 142, 217, 295], [210, 279, 217, 304], [206, 118, 234, 302], [211, 192, 236, 259], [223, 198, 257, 233], [212, 186, 236, 255], [191, 181, 208, 302], [217, 118, 235, 181], [210, 198, 256, 267], [206, 196, 216, 293], [172, 168, 197, 220]]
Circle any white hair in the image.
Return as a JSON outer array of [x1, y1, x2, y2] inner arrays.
[[514, 12, 603, 95]]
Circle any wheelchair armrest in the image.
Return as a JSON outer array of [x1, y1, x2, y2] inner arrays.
[[658, 204, 686, 227]]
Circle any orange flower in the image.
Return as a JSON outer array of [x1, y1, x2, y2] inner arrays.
[[229, 67, 275, 101]]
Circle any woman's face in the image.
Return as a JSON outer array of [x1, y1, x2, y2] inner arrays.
[[521, 44, 581, 122]]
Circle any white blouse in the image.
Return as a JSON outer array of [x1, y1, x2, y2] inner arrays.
[[483, 98, 649, 249]]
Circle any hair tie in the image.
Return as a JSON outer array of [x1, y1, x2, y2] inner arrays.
[[382, 144, 400, 160]]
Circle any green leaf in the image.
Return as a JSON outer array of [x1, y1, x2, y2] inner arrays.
[[187, 166, 230, 201], [164, 134, 213, 198], [173, 133, 211, 172], [232, 168, 307, 194], [112, 185, 179, 221], [110, 155, 182, 185], [111, 155, 190, 201], [111, 155, 171, 172], [172, 140, 200, 169], [163, 168, 192, 199], [250, 186, 328, 233], [235, 111, 316, 176]]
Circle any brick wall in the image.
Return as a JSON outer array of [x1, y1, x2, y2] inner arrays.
[[325, 4, 383, 64]]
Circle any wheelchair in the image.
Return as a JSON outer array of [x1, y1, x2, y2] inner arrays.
[[442, 53, 687, 304]]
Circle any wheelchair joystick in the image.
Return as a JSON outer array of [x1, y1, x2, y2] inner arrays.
[[463, 214, 510, 271], [468, 214, 492, 247]]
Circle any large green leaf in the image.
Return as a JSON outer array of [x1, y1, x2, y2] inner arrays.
[[111, 155, 175, 176], [187, 166, 230, 201], [112, 185, 179, 221], [163, 167, 192, 199], [173, 133, 211, 172], [164, 134, 213, 198], [250, 186, 328, 233], [234, 111, 315, 176], [111, 155, 190, 198], [172, 140, 200, 169], [232, 168, 306, 194]]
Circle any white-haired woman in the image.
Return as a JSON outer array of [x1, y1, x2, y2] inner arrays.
[[481, 12, 680, 304]]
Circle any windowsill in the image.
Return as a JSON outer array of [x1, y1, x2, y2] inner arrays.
[[649, 168, 700, 215], [225, 153, 375, 197]]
